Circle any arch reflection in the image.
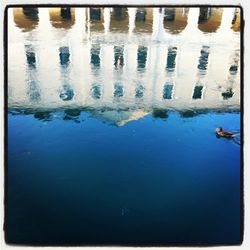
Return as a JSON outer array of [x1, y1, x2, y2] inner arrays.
[[89, 8, 104, 32], [134, 8, 153, 33], [198, 8, 223, 33], [49, 8, 75, 29], [163, 8, 189, 34], [231, 8, 241, 32], [13, 8, 39, 32], [110, 8, 129, 33]]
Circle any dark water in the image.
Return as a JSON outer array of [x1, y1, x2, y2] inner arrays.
[[7, 110, 241, 245]]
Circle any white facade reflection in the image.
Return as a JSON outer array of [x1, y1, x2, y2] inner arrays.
[[8, 7, 241, 113]]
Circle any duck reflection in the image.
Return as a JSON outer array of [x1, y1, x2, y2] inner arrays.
[[163, 8, 188, 34], [198, 8, 223, 33], [25, 45, 41, 102], [110, 8, 129, 33], [59, 46, 74, 101], [49, 8, 75, 29], [13, 8, 39, 32]]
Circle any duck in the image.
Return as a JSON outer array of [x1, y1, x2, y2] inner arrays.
[[215, 127, 234, 138]]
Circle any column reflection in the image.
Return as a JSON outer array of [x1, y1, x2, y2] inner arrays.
[[59, 46, 74, 101], [25, 45, 41, 102]]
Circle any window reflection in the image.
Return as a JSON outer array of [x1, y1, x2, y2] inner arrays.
[[59, 46, 74, 101], [137, 46, 148, 70], [135, 85, 144, 98], [59, 46, 70, 67], [163, 84, 173, 99], [197, 46, 209, 72], [61, 8, 72, 19], [25, 45, 41, 102], [192, 85, 203, 99], [114, 46, 124, 69], [114, 84, 124, 97], [222, 88, 234, 100], [90, 8, 101, 21], [91, 44, 101, 69], [91, 85, 102, 99], [166, 47, 177, 72]]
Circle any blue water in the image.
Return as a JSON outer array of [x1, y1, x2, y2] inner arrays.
[[7, 110, 241, 245]]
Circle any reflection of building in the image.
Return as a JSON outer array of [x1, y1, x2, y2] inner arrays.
[[8, 7, 241, 122], [110, 8, 129, 33], [231, 8, 241, 32], [163, 8, 188, 34], [198, 8, 223, 33], [49, 8, 75, 29], [13, 8, 39, 32]]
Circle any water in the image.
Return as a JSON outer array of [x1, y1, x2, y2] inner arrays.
[[6, 7, 241, 245]]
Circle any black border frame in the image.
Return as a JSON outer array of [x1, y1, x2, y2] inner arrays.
[[3, 4, 245, 247]]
